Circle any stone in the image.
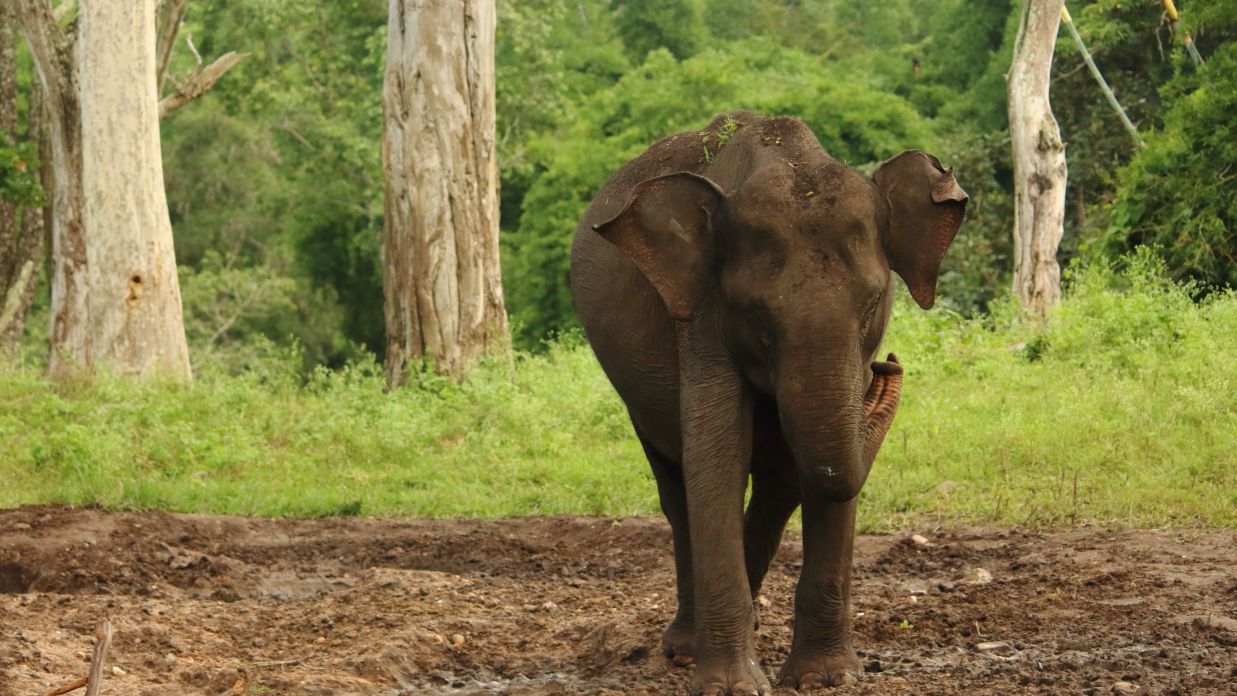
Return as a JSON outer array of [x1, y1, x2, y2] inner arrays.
[[964, 568, 994, 585]]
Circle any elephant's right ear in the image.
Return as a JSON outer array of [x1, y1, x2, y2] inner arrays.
[[592, 171, 725, 321], [873, 150, 969, 310]]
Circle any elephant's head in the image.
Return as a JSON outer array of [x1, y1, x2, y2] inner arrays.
[[593, 118, 967, 499]]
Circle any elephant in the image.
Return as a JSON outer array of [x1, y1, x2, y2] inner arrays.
[[569, 111, 967, 694]]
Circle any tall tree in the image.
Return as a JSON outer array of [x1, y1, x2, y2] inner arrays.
[[1007, 0, 1067, 316], [0, 5, 46, 352], [15, 0, 241, 376], [75, 0, 191, 376], [381, 0, 508, 386]]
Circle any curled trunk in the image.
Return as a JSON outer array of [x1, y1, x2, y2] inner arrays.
[[778, 354, 903, 501]]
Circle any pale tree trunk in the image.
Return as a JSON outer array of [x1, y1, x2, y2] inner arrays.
[[381, 0, 508, 386], [1008, 0, 1068, 317], [17, 0, 191, 378], [77, 0, 190, 377], [0, 7, 47, 352]]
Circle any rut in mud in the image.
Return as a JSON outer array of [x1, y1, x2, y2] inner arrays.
[[0, 505, 1233, 695]]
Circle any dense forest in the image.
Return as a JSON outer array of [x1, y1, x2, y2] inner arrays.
[[5, 0, 1231, 370]]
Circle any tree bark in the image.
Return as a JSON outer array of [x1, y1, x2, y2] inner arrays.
[[78, 0, 190, 377], [15, 0, 88, 370], [1007, 0, 1068, 317], [381, 0, 508, 386], [18, 0, 190, 378]]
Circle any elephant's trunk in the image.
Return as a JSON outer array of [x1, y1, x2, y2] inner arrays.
[[776, 353, 903, 501]]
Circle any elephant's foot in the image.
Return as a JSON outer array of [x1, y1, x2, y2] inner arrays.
[[661, 616, 696, 666], [692, 655, 771, 696], [777, 650, 863, 689]]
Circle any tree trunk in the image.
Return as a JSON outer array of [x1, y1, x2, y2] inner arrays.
[[0, 10, 47, 351], [381, 0, 508, 386], [78, 0, 190, 377], [1007, 0, 1068, 317], [18, 0, 191, 378], [15, 0, 88, 370]]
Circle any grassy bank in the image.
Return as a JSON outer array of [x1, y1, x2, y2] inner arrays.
[[2, 260, 1233, 530]]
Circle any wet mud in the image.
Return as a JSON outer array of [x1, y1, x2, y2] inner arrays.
[[1, 506, 1233, 695]]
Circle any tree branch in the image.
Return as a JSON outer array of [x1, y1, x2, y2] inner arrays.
[[0, 259, 37, 339], [158, 50, 246, 119], [15, 0, 72, 117], [155, 0, 189, 92], [1060, 7, 1143, 148]]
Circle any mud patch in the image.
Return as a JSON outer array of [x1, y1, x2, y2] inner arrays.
[[0, 506, 1233, 695]]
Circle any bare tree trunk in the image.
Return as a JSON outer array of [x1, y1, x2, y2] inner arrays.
[[16, 0, 89, 370], [78, 0, 190, 377], [18, 0, 190, 378], [0, 11, 47, 350], [1008, 0, 1068, 317], [381, 0, 508, 386]]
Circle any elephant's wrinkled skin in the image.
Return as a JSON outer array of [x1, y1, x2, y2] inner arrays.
[[570, 112, 967, 694]]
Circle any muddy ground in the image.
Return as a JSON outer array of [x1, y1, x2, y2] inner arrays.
[[0, 506, 1233, 696]]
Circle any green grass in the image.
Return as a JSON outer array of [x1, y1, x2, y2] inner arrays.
[[2, 257, 1234, 529]]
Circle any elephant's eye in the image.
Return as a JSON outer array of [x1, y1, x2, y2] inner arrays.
[[860, 292, 882, 338]]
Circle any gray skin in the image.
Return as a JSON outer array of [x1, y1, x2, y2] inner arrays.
[[570, 112, 968, 695]]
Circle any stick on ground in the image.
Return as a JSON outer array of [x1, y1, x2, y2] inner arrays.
[[85, 619, 112, 696], [41, 675, 88, 696]]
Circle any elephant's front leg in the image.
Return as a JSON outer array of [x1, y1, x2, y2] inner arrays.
[[778, 496, 863, 688], [678, 325, 770, 696]]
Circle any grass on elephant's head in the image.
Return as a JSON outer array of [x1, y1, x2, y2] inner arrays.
[[2, 254, 1234, 529]]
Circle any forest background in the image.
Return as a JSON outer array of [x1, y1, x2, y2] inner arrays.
[[2, 0, 1233, 528]]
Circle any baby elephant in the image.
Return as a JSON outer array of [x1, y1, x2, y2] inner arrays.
[[570, 111, 967, 694]]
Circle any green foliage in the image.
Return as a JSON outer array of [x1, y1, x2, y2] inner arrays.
[[611, 0, 707, 61], [1, 336, 652, 519], [4, 262, 1233, 527], [0, 133, 43, 208], [1096, 5, 1237, 290], [161, 0, 387, 363], [495, 0, 629, 228], [866, 257, 1236, 529]]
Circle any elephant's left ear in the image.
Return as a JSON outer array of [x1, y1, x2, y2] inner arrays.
[[592, 172, 725, 321], [873, 150, 968, 310]]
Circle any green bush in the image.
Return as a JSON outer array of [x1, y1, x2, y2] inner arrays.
[[0, 132, 44, 209], [4, 257, 1233, 528], [1092, 2, 1237, 290]]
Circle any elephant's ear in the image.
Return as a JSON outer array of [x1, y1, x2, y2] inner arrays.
[[592, 171, 725, 321], [873, 150, 969, 310]]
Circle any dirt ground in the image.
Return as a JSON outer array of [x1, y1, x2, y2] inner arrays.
[[0, 506, 1233, 696]]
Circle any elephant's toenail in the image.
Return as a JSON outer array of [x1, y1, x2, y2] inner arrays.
[[799, 672, 826, 688]]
